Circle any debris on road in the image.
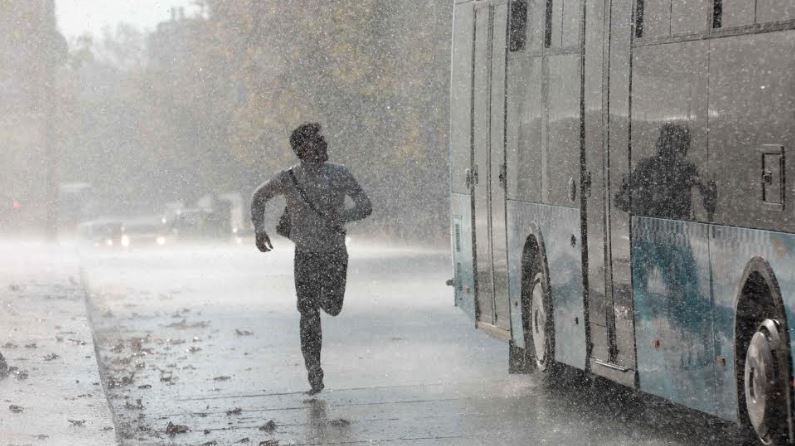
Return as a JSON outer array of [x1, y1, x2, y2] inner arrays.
[[165, 421, 189, 435], [9, 366, 29, 380], [164, 318, 210, 330], [124, 398, 144, 410], [236, 438, 250, 443], [0, 353, 7, 377], [213, 375, 231, 381], [226, 407, 243, 416], [258, 420, 277, 432], [9, 404, 24, 413], [67, 419, 86, 427], [235, 329, 253, 336], [329, 418, 351, 427], [258, 440, 279, 446], [43, 353, 60, 361]]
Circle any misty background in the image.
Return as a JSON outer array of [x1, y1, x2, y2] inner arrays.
[[0, 0, 453, 244]]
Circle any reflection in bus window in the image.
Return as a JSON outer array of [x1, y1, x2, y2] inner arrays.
[[615, 123, 717, 220]]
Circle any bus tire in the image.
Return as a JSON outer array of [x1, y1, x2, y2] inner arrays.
[[736, 262, 792, 446], [743, 318, 790, 445]]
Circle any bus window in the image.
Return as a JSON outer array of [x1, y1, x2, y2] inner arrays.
[[561, 0, 583, 48], [635, 0, 672, 39], [509, 0, 528, 51], [712, 0, 755, 29], [757, 0, 795, 23], [671, 0, 708, 35]]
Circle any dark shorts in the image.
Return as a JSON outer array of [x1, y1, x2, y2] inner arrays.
[[294, 249, 348, 316]]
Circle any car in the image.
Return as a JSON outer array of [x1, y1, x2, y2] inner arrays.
[[76, 220, 124, 248]]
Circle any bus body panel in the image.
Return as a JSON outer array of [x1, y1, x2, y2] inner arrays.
[[632, 217, 717, 416], [452, 192, 477, 318], [708, 30, 795, 232], [506, 200, 587, 369]]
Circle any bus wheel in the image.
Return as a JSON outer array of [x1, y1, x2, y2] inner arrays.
[[744, 319, 789, 445], [530, 270, 553, 372]]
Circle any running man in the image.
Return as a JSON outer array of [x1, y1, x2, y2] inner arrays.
[[250, 123, 372, 394]]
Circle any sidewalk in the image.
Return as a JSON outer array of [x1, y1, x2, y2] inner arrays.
[[0, 240, 116, 445]]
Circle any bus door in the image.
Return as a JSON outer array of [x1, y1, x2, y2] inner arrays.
[[582, 0, 636, 386], [450, 1, 477, 319], [472, 0, 511, 334]]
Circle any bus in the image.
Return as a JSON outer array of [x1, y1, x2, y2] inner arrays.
[[447, 0, 795, 444]]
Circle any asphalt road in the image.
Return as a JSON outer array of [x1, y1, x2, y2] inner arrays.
[[78, 239, 751, 445]]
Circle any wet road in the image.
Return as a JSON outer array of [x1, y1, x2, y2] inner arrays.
[[79, 241, 749, 445]]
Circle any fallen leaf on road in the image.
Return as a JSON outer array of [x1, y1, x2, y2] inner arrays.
[[9, 404, 23, 413], [9, 367, 28, 380], [165, 421, 189, 435], [329, 418, 351, 427], [67, 419, 86, 427], [259, 420, 277, 432], [226, 407, 243, 416], [124, 398, 144, 410], [164, 318, 210, 330], [235, 329, 254, 336]]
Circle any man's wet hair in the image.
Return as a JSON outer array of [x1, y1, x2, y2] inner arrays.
[[290, 123, 322, 159]]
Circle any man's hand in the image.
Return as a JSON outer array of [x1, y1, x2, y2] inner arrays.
[[256, 232, 273, 252]]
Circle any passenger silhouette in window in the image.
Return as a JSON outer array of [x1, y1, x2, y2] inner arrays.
[[618, 123, 717, 364]]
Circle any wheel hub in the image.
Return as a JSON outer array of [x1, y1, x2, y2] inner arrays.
[[744, 319, 787, 443]]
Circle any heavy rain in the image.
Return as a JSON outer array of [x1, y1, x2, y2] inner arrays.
[[1, 0, 794, 445]]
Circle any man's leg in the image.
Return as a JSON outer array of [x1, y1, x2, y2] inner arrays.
[[319, 249, 348, 317], [295, 251, 324, 393], [299, 306, 323, 390]]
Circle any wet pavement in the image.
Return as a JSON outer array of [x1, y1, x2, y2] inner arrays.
[[78, 240, 751, 445], [0, 241, 116, 446]]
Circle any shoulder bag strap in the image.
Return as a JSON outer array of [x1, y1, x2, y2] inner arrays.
[[288, 169, 345, 234]]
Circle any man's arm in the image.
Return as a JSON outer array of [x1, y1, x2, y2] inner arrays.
[[250, 174, 283, 251], [341, 170, 372, 223]]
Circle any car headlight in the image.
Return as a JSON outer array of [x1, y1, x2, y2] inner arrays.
[[121, 235, 130, 248], [156, 236, 166, 246]]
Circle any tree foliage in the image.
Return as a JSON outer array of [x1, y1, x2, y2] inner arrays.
[[59, 1, 453, 243]]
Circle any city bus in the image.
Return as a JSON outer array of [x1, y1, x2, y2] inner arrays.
[[447, 0, 795, 443]]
